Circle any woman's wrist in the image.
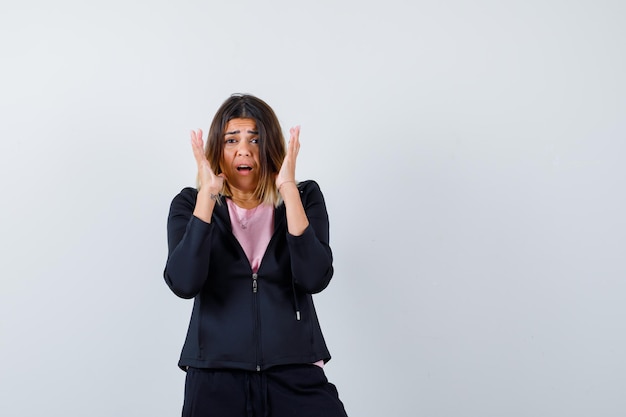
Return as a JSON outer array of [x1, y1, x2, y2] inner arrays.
[[278, 180, 296, 194], [198, 187, 220, 201]]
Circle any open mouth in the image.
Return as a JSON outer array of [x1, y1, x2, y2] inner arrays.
[[236, 165, 252, 172]]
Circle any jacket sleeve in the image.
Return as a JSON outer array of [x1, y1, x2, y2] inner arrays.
[[163, 188, 213, 299], [287, 181, 334, 294]]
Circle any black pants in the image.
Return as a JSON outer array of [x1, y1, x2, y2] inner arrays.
[[182, 364, 349, 417]]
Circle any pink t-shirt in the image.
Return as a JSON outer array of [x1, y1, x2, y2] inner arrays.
[[226, 199, 274, 273]]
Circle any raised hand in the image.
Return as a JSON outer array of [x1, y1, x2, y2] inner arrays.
[[191, 129, 224, 194], [276, 126, 301, 193], [276, 126, 308, 235]]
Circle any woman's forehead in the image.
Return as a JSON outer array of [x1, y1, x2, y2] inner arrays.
[[225, 118, 257, 133]]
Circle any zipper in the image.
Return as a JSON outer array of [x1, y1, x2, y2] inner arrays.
[[252, 272, 261, 371], [216, 205, 286, 372]]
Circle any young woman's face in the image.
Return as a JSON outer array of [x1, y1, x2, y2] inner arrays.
[[220, 118, 261, 193]]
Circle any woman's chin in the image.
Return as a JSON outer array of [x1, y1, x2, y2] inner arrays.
[[228, 177, 259, 192]]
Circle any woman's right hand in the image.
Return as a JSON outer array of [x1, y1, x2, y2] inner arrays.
[[191, 129, 224, 194]]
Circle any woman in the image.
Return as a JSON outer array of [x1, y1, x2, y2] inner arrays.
[[164, 94, 348, 417]]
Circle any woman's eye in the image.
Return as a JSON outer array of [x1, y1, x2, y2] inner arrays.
[[250, 138, 259, 144], [225, 138, 237, 144]]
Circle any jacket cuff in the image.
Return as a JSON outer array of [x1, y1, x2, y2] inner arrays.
[[285, 223, 316, 244]]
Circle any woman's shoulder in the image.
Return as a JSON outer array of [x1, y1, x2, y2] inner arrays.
[[296, 180, 327, 204], [178, 186, 198, 196], [297, 180, 321, 192], [169, 187, 198, 212], [174, 186, 198, 201]]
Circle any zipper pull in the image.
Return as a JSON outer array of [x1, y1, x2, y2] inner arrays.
[[252, 273, 258, 293]]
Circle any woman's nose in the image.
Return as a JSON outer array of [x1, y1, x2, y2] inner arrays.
[[237, 142, 251, 156]]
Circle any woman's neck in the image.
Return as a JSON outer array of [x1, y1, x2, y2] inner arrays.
[[230, 188, 261, 209]]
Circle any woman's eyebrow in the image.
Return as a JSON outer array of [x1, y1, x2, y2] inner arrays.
[[225, 129, 259, 135]]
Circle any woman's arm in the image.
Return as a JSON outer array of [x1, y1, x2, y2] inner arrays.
[[164, 189, 214, 299], [191, 128, 223, 223], [286, 181, 334, 294], [277, 127, 334, 293], [163, 130, 224, 299], [277, 126, 308, 236]]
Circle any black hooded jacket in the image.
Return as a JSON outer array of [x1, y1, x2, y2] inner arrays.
[[164, 180, 333, 371]]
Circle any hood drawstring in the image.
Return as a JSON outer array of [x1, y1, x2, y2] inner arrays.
[[291, 280, 301, 321]]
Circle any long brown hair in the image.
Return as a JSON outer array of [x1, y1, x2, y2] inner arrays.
[[204, 94, 286, 206]]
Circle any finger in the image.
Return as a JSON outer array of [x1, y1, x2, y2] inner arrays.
[[289, 126, 301, 156], [192, 129, 204, 144], [191, 131, 203, 162], [191, 130, 200, 154], [191, 130, 209, 168], [191, 128, 202, 141], [289, 126, 300, 142], [190, 129, 198, 148]]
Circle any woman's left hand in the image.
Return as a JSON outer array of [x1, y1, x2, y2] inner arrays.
[[276, 126, 301, 193], [277, 126, 308, 235]]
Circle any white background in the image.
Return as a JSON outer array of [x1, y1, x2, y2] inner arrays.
[[1, 1, 625, 416]]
